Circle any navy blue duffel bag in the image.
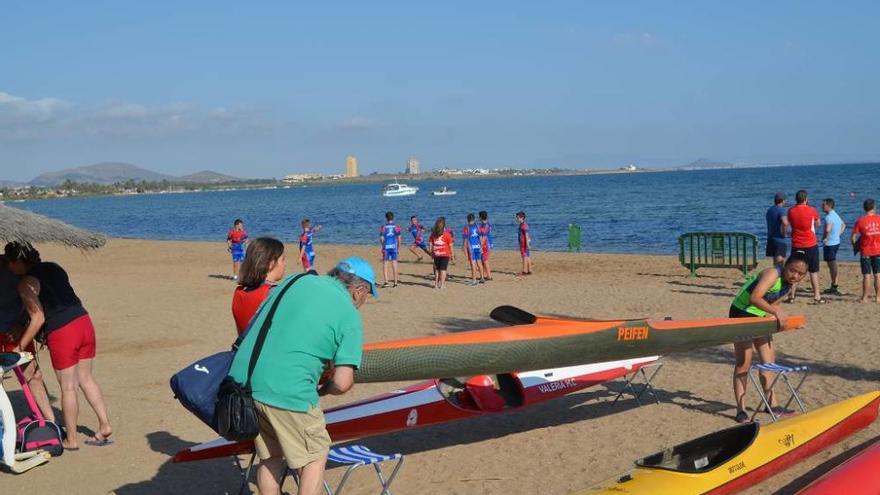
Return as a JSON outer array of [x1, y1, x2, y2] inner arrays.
[[170, 348, 236, 431]]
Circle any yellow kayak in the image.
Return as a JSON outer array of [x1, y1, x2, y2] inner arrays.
[[574, 391, 880, 495]]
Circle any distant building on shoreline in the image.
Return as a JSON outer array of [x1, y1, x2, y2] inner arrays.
[[406, 158, 420, 175], [346, 155, 359, 177]]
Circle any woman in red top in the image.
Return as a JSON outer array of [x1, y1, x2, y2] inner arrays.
[[232, 237, 287, 335], [429, 217, 454, 289]]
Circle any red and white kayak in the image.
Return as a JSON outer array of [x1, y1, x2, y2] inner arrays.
[[797, 438, 880, 495], [174, 356, 659, 463]]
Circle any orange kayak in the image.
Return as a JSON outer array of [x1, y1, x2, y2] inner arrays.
[[354, 305, 806, 383]]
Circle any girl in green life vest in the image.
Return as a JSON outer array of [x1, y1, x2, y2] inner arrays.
[[729, 252, 808, 423]]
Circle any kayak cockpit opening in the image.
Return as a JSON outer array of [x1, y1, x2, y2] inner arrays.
[[437, 373, 525, 412], [636, 422, 759, 473]]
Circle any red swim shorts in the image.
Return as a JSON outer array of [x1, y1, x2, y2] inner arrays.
[[0, 332, 36, 354], [46, 314, 97, 370]]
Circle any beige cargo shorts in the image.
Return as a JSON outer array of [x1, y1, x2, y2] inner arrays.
[[254, 401, 331, 469]]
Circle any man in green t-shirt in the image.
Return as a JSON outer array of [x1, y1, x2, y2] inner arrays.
[[229, 257, 377, 495]]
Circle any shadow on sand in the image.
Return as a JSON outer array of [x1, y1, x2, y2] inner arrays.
[[115, 431, 245, 495]]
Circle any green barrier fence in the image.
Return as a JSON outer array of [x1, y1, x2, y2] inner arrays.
[[678, 232, 759, 277]]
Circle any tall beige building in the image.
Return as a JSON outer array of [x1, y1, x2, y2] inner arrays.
[[345, 155, 358, 177], [406, 157, 420, 175]]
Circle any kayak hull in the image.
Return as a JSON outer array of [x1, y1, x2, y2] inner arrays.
[[575, 391, 880, 495], [174, 357, 659, 463], [355, 313, 805, 383], [797, 439, 880, 495]]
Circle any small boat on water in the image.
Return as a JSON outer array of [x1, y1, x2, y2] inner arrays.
[[431, 186, 457, 196], [573, 391, 880, 495], [382, 180, 418, 197]]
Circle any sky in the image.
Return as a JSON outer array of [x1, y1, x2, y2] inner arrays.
[[1, 1, 879, 181]]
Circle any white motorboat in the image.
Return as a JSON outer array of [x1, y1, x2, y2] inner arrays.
[[382, 180, 418, 197], [431, 186, 457, 196]]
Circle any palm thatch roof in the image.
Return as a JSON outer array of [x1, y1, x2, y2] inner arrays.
[[0, 205, 106, 250]]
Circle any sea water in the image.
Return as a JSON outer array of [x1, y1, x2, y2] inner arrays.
[[14, 163, 878, 259]]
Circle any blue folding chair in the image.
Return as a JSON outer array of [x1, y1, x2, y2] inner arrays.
[[749, 362, 809, 422], [288, 445, 404, 495]]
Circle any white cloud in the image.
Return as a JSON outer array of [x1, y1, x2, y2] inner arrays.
[[0, 91, 275, 142], [611, 32, 665, 49], [338, 116, 380, 130]]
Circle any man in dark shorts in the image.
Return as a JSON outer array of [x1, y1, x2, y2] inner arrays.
[[765, 193, 790, 267], [787, 190, 824, 303], [821, 198, 846, 295], [851, 198, 880, 303]]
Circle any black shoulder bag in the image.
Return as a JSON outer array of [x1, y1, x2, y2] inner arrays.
[[215, 271, 314, 441]]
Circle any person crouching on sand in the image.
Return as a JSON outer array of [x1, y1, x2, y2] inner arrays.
[[429, 217, 453, 289], [728, 251, 808, 423], [5, 241, 113, 450], [232, 237, 287, 335]]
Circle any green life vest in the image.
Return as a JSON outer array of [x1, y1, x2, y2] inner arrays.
[[732, 267, 787, 317]]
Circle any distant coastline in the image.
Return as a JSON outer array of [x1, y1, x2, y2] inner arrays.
[[3, 160, 878, 202]]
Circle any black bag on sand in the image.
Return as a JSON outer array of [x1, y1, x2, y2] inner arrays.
[[215, 272, 313, 441]]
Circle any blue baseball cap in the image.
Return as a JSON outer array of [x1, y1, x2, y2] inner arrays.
[[335, 256, 378, 298]]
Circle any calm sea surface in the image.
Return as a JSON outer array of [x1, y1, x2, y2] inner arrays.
[[11, 163, 879, 259]]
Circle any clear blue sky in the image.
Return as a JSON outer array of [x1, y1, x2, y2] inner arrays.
[[2, 1, 878, 181]]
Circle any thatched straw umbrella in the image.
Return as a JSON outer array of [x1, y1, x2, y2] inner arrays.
[[0, 205, 106, 250]]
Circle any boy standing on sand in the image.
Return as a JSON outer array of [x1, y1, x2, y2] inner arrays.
[[408, 216, 431, 261], [516, 211, 532, 276], [227, 218, 249, 281], [821, 198, 846, 296], [787, 190, 823, 303], [462, 213, 485, 286], [380, 211, 401, 288], [298, 218, 322, 271], [851, 198, 880, 303], [478, 211, 493, 281]]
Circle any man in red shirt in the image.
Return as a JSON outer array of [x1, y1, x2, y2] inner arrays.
[[851, 198, 880, 303], [786, 190, 824, 303]]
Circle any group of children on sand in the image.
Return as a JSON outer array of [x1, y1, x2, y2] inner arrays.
[[225, 211, 534, 289]]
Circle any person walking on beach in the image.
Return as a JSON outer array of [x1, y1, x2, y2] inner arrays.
[[429, 217, 453, 289], [821, 198, 846, 296], [380, 211, 401, 288], [851, 198, 880, 303], [516, 211, 533, 276], [728, 252, 808, 423], [787, 190, 824, 303], [232, 237, 287, 335], [462, 213, 485, 286], [407, 215, 431, 262], [228, 257, 375, 495], [765, 193, 790, 268], [298, 218, 322, 272], [5, 242, 113, 450], [478, 211, 493, 281], [226, 219, 249, 281], [0, 254, 55, 423]]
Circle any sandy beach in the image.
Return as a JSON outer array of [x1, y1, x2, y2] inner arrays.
[[2, 238, 877, 494]]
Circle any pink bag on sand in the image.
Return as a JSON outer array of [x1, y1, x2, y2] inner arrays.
[[13, 366, 63, 457]]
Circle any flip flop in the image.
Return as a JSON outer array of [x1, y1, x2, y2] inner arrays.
[[85, 432, 114, 447], [64, 447, 80, 451]]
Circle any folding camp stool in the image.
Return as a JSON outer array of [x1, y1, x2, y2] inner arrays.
[[612, 361, 663, 407], [287, 445, 404, 495], [749, 362, 809, 422]]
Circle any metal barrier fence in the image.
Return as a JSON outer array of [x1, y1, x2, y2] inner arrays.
[[678, 232, 759, 277]]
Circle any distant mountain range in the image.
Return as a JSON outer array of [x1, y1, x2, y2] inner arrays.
[[22, 162, 243, 187]]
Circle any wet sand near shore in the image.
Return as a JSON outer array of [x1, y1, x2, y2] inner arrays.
[[1, 239, 877, 494]]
